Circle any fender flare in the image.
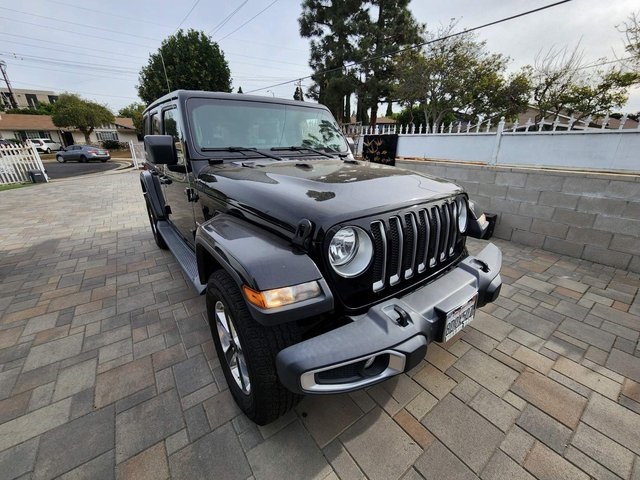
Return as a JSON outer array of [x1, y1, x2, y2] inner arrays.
[[196, 214, 334, 325], [140, 170, 166, 220]]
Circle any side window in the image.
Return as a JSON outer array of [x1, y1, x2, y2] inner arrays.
[[163, 108, 184, 164], [151, 113, 160, 135], [143, 115, 151, 136]]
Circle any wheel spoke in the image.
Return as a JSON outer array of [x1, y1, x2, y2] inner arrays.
[[213, 299, 251, 394]]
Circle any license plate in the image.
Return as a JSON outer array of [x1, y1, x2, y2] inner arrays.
[[442, 296, 477, 342]]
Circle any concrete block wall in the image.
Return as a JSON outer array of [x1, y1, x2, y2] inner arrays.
[[398, 159, 640, 273]]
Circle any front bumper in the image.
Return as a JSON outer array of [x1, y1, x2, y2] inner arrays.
[[276, 243, 502, 394]]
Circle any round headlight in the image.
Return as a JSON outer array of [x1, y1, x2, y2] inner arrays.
[[328, 226, 373, 277], [458, 198, 468, 233]]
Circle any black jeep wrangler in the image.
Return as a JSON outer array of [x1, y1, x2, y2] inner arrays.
[[140, 90, 502, 424]]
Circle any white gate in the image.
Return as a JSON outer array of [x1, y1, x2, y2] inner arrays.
[[128, 141, 145, 169], [0, 143, 48, 184]]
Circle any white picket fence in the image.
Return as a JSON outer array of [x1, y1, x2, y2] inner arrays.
[[348, 114, 640, 172], [0, 143, 48, 185]]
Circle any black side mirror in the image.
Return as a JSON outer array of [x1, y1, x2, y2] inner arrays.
[[144, 135, 177, 165]]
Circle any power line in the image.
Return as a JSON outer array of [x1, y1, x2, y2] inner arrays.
[[0, 6, 162, 42], [175, 0, 202, 32], [208, 1, 249, 36], [0, 18, 158, 49], [246, 0, 573, 94], [216, 0, 280, 41], [0, 33, 149, 61], [0, 38, 147, 64], [0, 51, 139, 74], [45, 0, 173, 28]]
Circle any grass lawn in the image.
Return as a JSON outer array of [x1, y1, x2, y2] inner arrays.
[[0, 182, 30, 192]]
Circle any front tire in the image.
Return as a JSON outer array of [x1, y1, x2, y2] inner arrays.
[[56, 155, 65, 163], [144, 196, 167, 249], [100, 159, 108, 163], [45, 148, 51, 154], [79, 155, 86, 163], [206, 270, 301, 425]]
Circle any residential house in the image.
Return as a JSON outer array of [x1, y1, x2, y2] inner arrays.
[[0, 114, 137, 146], [0, 88, 59, 109]]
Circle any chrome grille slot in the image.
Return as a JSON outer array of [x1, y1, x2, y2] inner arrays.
[[440, 202, 450, 262], [448, 201, 457, 256], [417, 209, 429, 273], [370, 221, 387, 292], [431, 207, 441, 266], [388, 217, 403, 286], [403, 213, 417, 279]]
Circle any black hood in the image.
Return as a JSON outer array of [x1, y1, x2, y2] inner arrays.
[[197, 159, 463, 235]]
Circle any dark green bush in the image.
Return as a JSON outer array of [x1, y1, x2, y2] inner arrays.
[[100, 139, 128, 150]]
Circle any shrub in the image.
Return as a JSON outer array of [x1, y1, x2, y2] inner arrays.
[[100, 139, 127, 150]]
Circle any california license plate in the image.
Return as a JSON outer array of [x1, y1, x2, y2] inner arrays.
[[442, 296, 477, 342]]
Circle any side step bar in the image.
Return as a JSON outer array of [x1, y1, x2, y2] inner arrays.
[[156, 221, 206, 294]]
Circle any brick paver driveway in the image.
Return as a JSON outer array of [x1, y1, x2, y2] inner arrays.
[[1, 170, 639, 480]]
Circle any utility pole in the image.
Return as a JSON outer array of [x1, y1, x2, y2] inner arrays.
[[0, 61, 18, 109]]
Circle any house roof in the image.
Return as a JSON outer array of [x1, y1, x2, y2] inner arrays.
[[113, 117, 135, 129], [0, 113, 58, 131]]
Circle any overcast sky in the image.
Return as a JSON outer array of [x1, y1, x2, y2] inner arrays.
[[0, 0, 638, 114]]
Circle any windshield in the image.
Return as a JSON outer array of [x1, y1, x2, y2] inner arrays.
[[188, 98, 348, 153]]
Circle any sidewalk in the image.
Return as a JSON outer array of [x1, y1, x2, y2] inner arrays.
[[0, 170, 638, 479]]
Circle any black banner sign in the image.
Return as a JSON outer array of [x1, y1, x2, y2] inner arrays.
[[362, 134, 398, 166]]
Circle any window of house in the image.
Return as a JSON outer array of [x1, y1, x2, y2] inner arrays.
[[96, 131, 119, 141], [25, 94, 38, 108], [48, 95, 58, 103], [23, 131, 51, 140]]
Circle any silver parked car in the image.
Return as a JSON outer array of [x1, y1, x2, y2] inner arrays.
[[29, 138, 62, 153], [56, 145, 111, 163]]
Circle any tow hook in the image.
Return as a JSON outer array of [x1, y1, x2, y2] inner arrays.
[[393, 306, 411, 327], [472, 259, 490, 273]]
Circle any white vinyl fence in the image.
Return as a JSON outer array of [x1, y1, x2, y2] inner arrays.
[[0, 143, 48, 185], [128, 141, 145, 169], [348, 114, 640, 173]]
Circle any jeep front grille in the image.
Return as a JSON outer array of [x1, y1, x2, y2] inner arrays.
[[370, 200, 461, 293]]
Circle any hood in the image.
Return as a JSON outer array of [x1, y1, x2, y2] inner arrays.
[[197, 159, 462, 234]]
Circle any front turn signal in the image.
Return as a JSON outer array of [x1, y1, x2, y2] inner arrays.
[[243, 281, 322, 309]]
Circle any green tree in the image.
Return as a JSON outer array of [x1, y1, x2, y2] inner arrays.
[[299, 0, 366, 123], [51, 93, 114, 144], [137, 29, 232, 103], [118, 102, 145, 137], [3, 103, 55, 115], [356, 0, 424, 126], [393, 23, 531, 128], [532, 44, 640, 124], [619, 11, 640, 68]]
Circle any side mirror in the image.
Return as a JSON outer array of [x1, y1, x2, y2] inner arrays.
[[144, 135, 177, 165], [346, 137, 355, 154]]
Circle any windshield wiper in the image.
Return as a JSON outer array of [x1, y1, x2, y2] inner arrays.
[[200, 146, 283, 161], [322, 147, 351, 159], [270, 146, 334, 158]]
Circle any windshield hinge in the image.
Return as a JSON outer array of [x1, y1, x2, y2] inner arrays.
[[292, 219, 314, 250]]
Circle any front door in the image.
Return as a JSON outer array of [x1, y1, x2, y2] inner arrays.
[[161, 107, 196, 245]]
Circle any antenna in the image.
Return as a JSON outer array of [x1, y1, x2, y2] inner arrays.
[[158, 51, 171, 94], [0, 61, 18, 109]]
